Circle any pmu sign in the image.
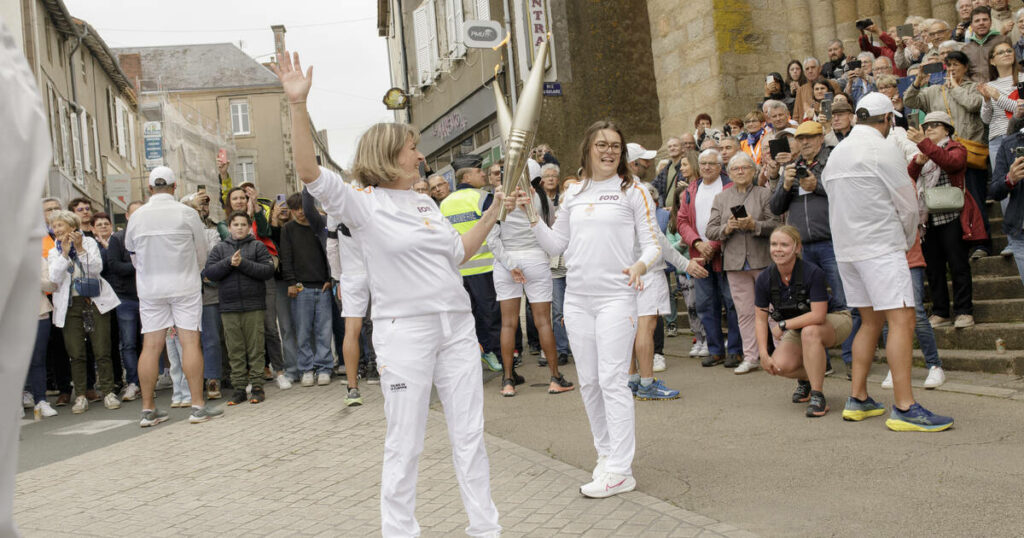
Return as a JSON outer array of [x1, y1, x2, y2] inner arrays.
[[465, 20, 504, 48]]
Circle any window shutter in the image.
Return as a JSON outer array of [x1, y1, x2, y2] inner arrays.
[[413, 4, 431, 86], [425, 0, 439, 75], [447, 0, 465, 58], [476, 0, 489, 20], [91, 117, 101, 179], [128, 112, 137, 168], [80, 111, 91, 173], [115, 101, 126, 158], [71, 107, 83, 184], [58, 99, 70, 173], [47, 85, 59, 166]]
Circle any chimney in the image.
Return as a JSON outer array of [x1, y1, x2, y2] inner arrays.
[[271, 25, 287, 57], [118, 53, 142, 92]]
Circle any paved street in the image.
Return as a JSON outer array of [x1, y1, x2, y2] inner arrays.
[[14, 366, 751, 537], [13, 333, 1024, 537]]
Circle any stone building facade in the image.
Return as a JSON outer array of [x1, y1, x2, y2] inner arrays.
[[379, 0, 662, 181], [646, 0, 957, 142]]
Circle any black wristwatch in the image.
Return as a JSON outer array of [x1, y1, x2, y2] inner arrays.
[[779, 320, 787, 330]]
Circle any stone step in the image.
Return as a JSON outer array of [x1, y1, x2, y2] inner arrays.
[[879, 349, 1024, 376], [985, 200, 1005, 219], [932, 322, 1024, 351], [969, 254, 1020, 278], [927, 276, 1024, 301], [923, 299, 1024, 323]]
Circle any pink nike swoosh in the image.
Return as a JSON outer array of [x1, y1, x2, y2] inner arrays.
[[606, 478, 627, 491]]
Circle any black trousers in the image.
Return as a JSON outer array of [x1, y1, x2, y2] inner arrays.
[[923, 219, 974, 317], [653, 316, 665, 355], [463, 272, 502, 355]]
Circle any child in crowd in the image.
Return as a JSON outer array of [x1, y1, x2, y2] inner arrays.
[[203, 211, 276, 405]]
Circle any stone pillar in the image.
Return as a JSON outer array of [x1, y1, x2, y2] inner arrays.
[[883, 1, 909, 32], [785, 0, 815, 60], [808, 0, 837, 57], [833, 0, 860, 50], [907, 0, 933, 19], [931, 0, 956, 25]]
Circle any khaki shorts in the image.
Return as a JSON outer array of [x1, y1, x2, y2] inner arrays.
[[780, 310, 853, 346]]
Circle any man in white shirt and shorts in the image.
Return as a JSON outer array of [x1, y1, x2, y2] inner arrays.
[[821, 93, 952, 432], [126, 166, 222, 426]]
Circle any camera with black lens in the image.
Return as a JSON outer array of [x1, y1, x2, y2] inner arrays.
[[794, 163, 809, 180], [770, 297, 811, 321]]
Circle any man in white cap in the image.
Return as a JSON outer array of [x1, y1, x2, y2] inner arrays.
[[821, 92, 953, 432], [125, 166, 221, 426], [627, 142, 657, 182]]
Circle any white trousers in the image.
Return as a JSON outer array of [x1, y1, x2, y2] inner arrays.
[[563, 293, 638, 476], [373, 311, 500, 538], [0, 252, 38, 535]]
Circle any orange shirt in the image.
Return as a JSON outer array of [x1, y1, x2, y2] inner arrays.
[[41, 234, 55, 259]]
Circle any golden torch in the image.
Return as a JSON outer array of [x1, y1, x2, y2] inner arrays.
[[496, 37, 550, 221]]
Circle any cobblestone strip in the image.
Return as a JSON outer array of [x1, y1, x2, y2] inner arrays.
[[14, 384, 754, 537]]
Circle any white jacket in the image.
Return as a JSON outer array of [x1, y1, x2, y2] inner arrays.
[[47, 236, 120, 328]]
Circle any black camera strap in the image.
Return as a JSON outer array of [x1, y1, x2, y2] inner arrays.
[[769, 260, 807, 315]]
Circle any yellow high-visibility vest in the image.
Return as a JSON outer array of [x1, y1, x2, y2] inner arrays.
[[440, 187, 493, 276]]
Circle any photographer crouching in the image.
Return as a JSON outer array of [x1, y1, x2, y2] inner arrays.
[[755, 226, 853, 418]]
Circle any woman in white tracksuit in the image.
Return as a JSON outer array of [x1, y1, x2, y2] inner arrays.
[[274, 51, 500, 537], [515, 120, 661, 498], [487, 187, 575, 397]]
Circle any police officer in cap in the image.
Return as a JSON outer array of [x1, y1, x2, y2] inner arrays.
[[440, 154, 503, 371]]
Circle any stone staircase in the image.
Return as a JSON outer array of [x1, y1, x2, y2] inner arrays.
[[674, 202, 1024, 375]]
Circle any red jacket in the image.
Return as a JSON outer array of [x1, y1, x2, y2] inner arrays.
[[676, 176, 734, 273], [907, 138, 967, 190], [859, 32, 905, 77]]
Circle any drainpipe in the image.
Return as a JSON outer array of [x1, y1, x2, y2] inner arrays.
[[502, 0, 517, 112], [395, 0, 412, 123]]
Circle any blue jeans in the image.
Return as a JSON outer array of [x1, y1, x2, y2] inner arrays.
[[802, 240, 856, 364], [1008, 233, 1024, 286], [694, 270, 742, 356], [115, 299, 141, 385], [26, 318, 50, 403], [201, 304, 223, 380], [291, 287, 334, 375], [664, 272, 678, 325], [551, 277, 570, 355], [275, 280, 299, 379], [881, 267, 941, 368]]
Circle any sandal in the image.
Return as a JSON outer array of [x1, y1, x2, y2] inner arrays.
[[501, 378, 516, 397], [548, 375, 575, 394]]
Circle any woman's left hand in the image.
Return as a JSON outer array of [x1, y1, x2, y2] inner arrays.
[[510, 268, 526, 284], [623, 261, 647, 290], [906, 126, 925, 144], [71, 231, 84, 250]]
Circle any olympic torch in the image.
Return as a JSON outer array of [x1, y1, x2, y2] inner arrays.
[[496, 37, 550, 221]]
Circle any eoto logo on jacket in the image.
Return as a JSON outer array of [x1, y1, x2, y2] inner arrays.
[[598, 195, 620, 201]]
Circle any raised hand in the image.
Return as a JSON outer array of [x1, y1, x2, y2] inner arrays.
[[271, 51, 313, 104]]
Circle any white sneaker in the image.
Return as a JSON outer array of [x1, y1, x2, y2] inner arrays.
[[923, 366, 946, 389], [275, 374, 293, 390], [71, 396, 89, 414], [22, 391, 34, 409], [35, 400, 58, 418], [591, 456, 607, 480], [696, 341, 710, 357], [652, 353, 667, 372], [301, 371, 315, 387], [580, 472, 637, 499], [155, 372, 173, 390], [881, 370, 893, 389], [734, 359, 760, 375], [689, 342, 699, 357], [317, 372, 331, 386], [103, 392, 121, 410], [121, 383, 140, 401]]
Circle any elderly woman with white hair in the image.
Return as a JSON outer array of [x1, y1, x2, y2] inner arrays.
[[706, 153, 781, 374], [46, 210, 122, 414]]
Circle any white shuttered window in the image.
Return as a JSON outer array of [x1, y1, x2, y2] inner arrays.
[[476, 0, 489, 20], [445, 0, 465, 58], [230, 99, 250, 135], [413, 0, 440, 86]]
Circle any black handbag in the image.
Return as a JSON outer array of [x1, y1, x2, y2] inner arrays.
[[72, 254, 101, 298]]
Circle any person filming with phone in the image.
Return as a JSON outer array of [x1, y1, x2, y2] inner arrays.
[[770, 121, 856, 370]]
